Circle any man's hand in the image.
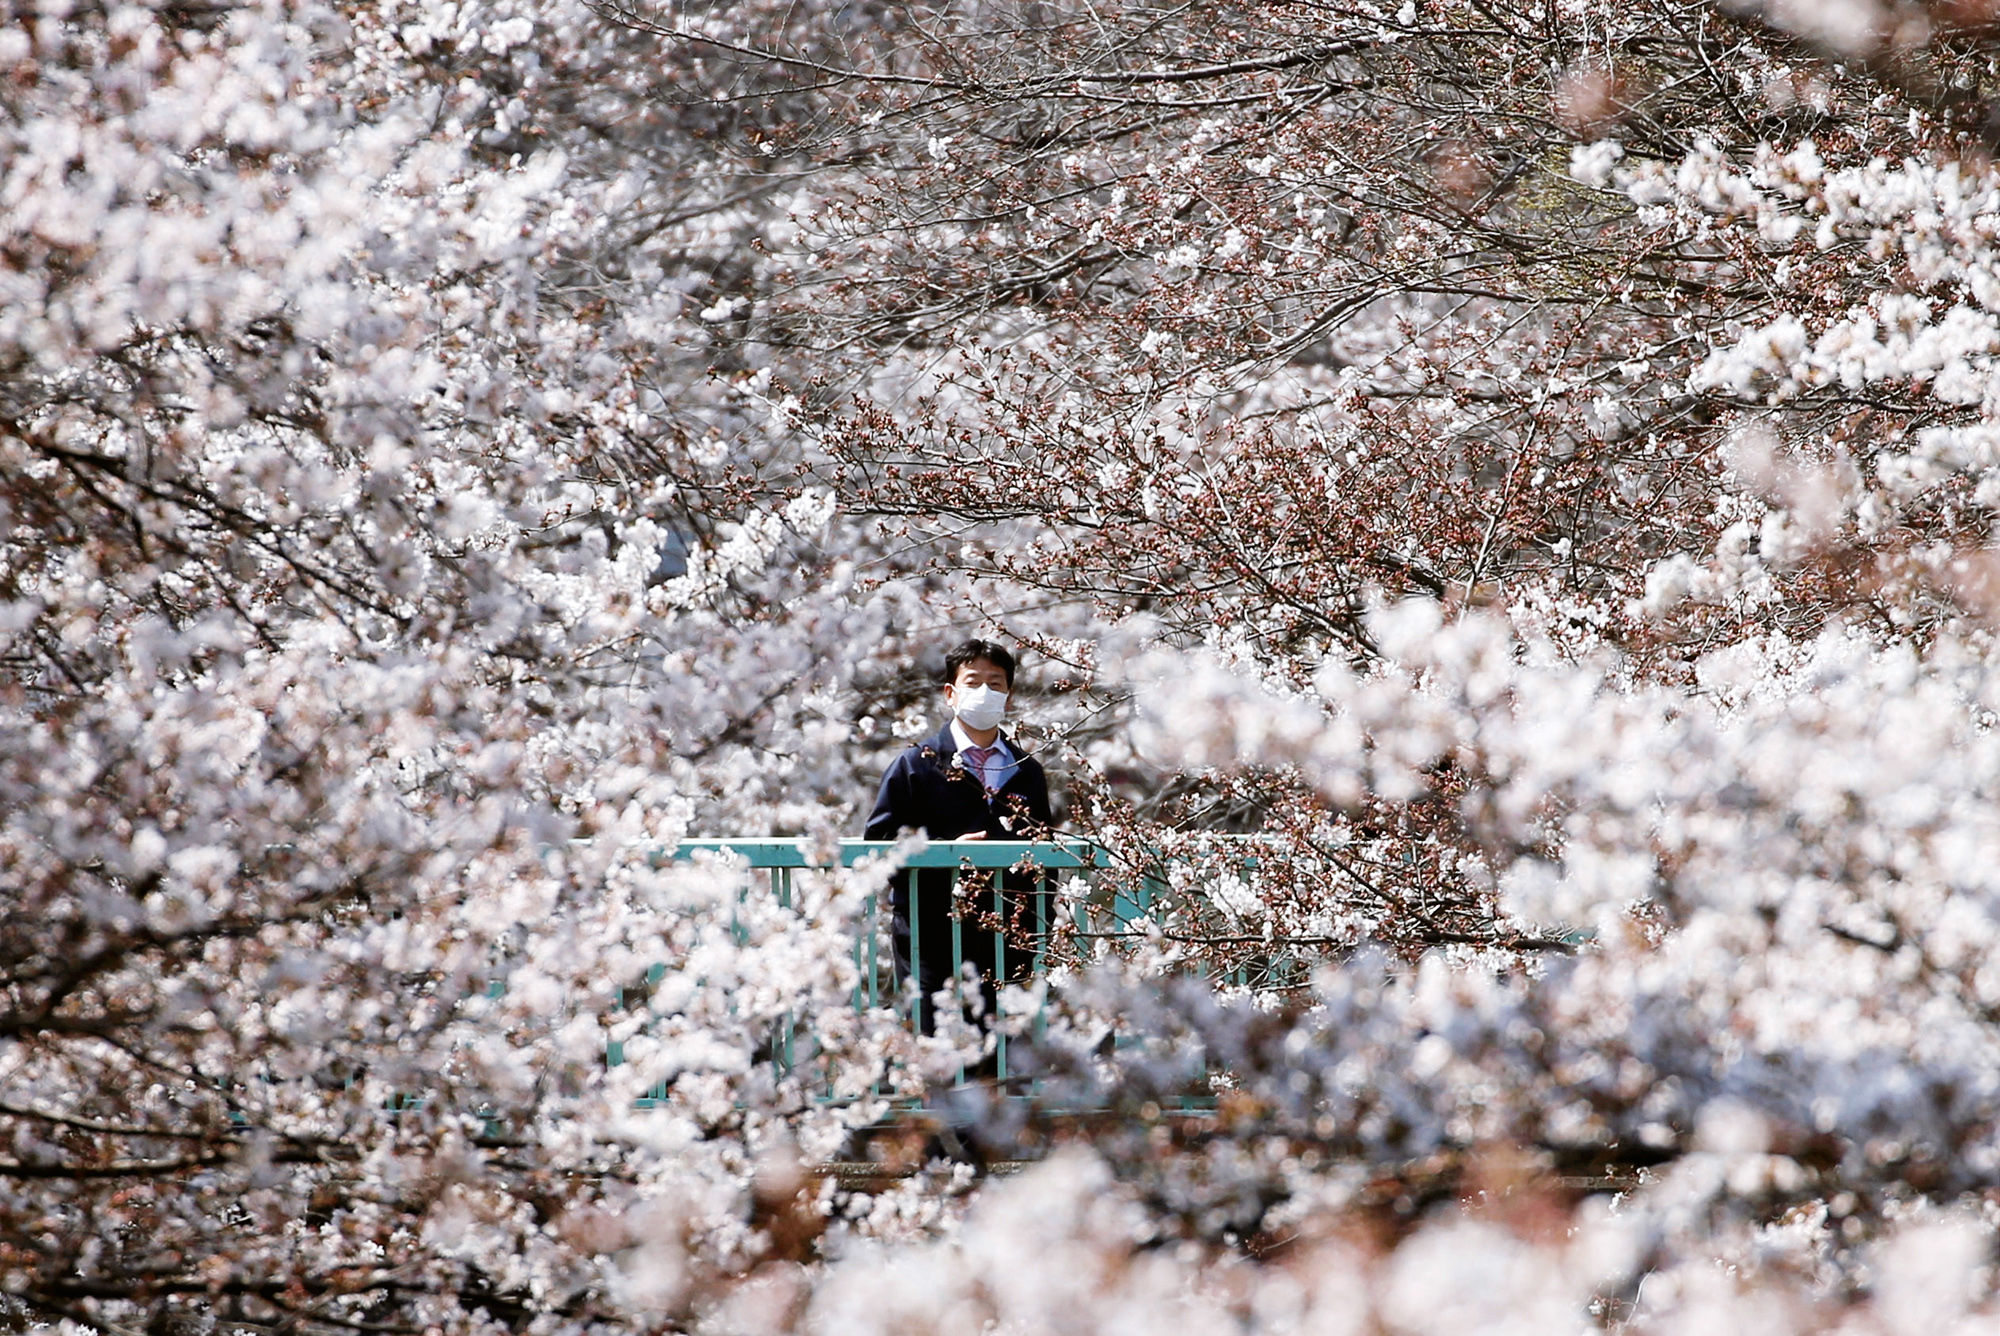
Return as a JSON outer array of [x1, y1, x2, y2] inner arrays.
[[956, 831, 988, 840]]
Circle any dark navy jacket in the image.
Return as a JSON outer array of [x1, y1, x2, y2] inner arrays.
[[864, 723, 1053, 841]]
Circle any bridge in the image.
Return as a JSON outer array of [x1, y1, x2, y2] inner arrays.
[[651, 837, 1312, 1093]]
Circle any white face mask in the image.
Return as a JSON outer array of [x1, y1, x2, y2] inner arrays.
[[949, 684, 1008, 732]]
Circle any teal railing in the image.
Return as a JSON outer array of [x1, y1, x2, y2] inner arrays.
[[672, 839, 1110, 871], [658, 840, 1116, 1087]]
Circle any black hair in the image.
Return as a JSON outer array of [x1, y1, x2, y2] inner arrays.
[[941, 638, 1017, 690]]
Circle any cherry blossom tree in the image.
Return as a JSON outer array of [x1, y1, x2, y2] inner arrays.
[[14, 0, 2000, 1332], [686, 0, 2000, 964], [1, 1, 941, 1330]]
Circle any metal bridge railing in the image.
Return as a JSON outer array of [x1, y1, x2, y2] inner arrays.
[[655, 840, 1118, 1088]]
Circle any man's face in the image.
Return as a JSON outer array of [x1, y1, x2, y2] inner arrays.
[[946, 657, 1011, 708]]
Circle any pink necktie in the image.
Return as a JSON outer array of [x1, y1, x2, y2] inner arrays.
[[963, 746, 995, 789]]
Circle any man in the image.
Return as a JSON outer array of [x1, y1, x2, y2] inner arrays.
[[865, 638, 1053, 1034]]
